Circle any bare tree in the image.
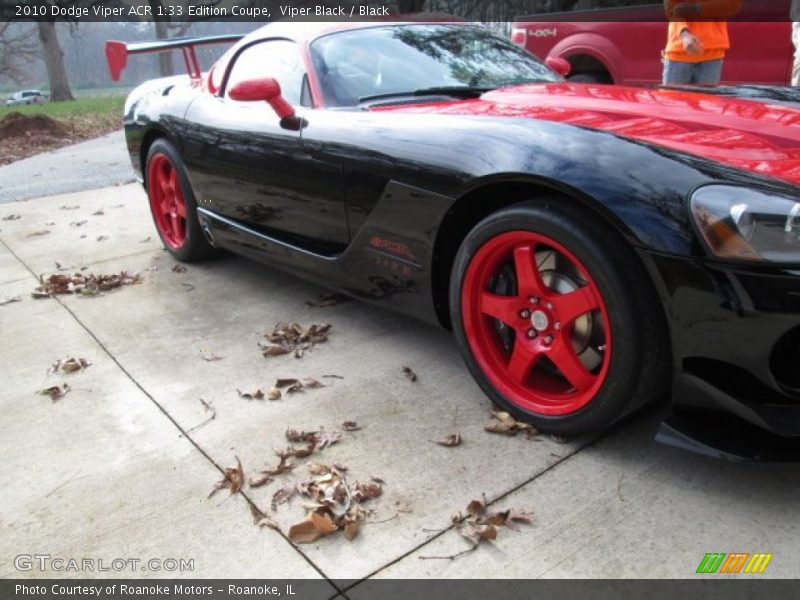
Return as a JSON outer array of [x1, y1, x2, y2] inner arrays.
[[148, 0, 195, 76], [0, 22, 39, 83], [38, 21, 74, 101], [398, 0, 427, 12]]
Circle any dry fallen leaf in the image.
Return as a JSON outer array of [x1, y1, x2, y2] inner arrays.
[[26, 230, 50, 238], [237, 388, 265, 401], [2, 214, 21, 221], [249, 474, 274, 488], [39, 383, 70, 402], [208, 457, 244, 498], [403, 366, 418, 382], [305, 292, 347, 308], [52, 357, 91, 374], [484, 411, 538, 439], [344, 519, 360, 540], [96, 235, 108, 242], [421, 498, 533, 560], [70, 220, 87, 227], [201, 353, 224, 362], [288, 511, 338, 544], [171, 264, 187, 273], [92, 209, 105, 216], [435, 433, 463, 447], [342, 421, 361, 432], [268, 388, 282, 401], [315, 430, 344, 450]]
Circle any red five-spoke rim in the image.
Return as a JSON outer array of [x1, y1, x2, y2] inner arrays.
[[462, 231, 612, 416], [147, 153, 187, 250]]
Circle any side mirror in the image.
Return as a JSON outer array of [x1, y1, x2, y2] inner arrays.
[[545, 56, 571, 78], [228, 77, 295, 120]]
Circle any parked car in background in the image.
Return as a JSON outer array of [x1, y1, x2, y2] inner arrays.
[[512, 1, 792, 85], [5, 90, 49, 106]]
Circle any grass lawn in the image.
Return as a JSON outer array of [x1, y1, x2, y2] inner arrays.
[[0, 95, 126, 166]]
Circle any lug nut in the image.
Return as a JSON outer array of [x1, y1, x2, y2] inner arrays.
[[543, 335, 553, 346], [526, 329, 537, 339], [529, 296, 539, 304], [554, 322, 561, 331], [546, 302, 554, 310], [520, 309, 531, 319]]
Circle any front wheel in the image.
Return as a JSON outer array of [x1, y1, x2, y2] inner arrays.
[[450, 200, 669, 435], [145, 138, 213, 262]]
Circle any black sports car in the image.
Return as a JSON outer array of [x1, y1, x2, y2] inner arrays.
[[107, 21, 800, 458]]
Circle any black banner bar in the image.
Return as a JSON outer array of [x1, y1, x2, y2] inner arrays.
[[3, 580, 800, 600]]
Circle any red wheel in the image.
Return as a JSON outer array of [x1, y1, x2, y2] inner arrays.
[[145, 139, 213, 262], [147, 153, 187, 250], [461, 231, 611, 416], [450, 201, 669, 435]]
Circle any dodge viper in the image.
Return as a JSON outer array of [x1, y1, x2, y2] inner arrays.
[[106, 21, 800, 458]]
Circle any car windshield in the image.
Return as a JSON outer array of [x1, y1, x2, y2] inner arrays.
[[310, 24, 560, 107]]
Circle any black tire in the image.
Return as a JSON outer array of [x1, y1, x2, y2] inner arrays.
[[568, 73, 609, 84], [449, 199, 670, 436], [145, 138, 214, 262]]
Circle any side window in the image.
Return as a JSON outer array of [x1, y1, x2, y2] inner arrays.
[[225, 40, 305, 106]]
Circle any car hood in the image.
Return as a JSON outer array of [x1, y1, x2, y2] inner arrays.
[[372, 83, 800, 187]]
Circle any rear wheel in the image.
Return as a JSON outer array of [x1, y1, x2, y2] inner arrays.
[[145, 139, 213, 262], [450, 200, 669, 435]]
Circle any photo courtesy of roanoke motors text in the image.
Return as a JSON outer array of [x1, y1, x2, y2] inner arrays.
[[1, 0, 800, 597]]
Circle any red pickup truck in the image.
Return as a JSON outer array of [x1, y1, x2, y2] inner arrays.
[[512, 2, 792, 85]]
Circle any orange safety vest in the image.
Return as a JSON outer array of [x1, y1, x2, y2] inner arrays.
[[664, 0, 743, 63]]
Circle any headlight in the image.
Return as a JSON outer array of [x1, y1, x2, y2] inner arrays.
[[690, 185, 800, 263]]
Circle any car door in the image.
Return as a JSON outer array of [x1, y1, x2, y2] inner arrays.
[[182, 38, 349, 254]]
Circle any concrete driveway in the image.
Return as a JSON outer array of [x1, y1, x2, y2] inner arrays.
[[1, 183, 798, 588]]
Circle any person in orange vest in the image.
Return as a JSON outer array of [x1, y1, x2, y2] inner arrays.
[[662, 0, 743, 85]]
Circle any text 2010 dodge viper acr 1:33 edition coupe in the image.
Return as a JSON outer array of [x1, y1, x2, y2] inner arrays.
[[106, 21, 800, 459]]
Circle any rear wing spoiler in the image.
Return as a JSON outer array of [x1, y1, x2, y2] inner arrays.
[[105, 34, 244, 81]]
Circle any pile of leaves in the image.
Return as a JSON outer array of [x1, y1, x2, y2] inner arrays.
[[305, 292, 347, 308], [207, 426, 384, 543], [484, 411, 538, 439], [422, 498, 534, 560], [267, 429, 384, 543], [32, 271, 142, 298], [259, 322, 331, 358], [455, 499, 532, 549], [285, 463, 383, 543], [237, 377, 325, 401]]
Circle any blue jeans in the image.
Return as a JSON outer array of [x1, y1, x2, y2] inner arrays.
[[662, 59, 724, 85]]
